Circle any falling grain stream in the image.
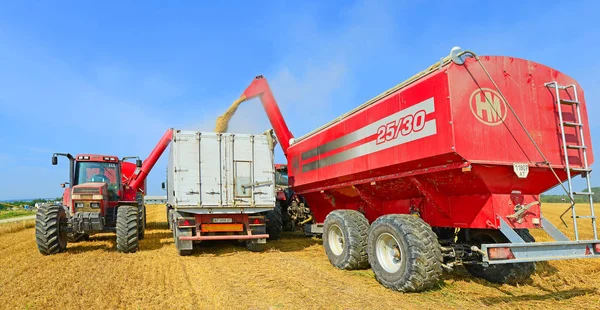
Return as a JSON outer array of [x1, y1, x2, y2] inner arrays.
[[214, 96, 246, 133]]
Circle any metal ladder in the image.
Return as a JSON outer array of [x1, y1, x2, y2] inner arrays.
[[545, 81, 596, 240]]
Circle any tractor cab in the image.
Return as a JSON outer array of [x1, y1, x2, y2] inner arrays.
[[274, 164, 289, 188], [74, 156, 121, 201], [52, 153, 142, 219]]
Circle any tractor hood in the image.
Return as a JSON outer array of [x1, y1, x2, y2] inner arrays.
[[72, 182, 105, 194]]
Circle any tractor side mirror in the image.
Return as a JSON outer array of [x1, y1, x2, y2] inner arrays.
[[136, 159, 143, 167], [61, 182, 69, 188], [161, 182, 166, 189], [52, 156, 58, 165]]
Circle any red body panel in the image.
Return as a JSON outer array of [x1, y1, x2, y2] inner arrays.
[[242, 56, 594, 229]]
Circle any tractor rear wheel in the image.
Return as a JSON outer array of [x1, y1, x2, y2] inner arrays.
[[116, 205, 139, 253], [265, 202, 283, 240], [460, 229, 536, 284], [323, 210, 370, 270], [367, 214, 443, 292], [138, 205, 146, 240], [35, 204, 68, 255], [68, 233, 89, 243]]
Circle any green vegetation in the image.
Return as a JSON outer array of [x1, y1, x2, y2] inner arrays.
[[541, 187, 599, 203], [0, 197, 61, 211], [0, 210, 35, 220]]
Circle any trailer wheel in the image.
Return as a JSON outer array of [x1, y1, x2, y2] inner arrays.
[[116, 205, 139, 253], [35, 204, 68, 255], [265, 202, 283, 240], [323, 210, 370, 270], [246, 240, 266, 252], [68, 233, 89, 243], [367, 214, 442, 292], [461, 229, 536, 285], [138, 205, 146, 240]]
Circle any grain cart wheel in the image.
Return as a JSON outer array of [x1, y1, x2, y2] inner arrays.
[[138, 205, 146, 240], [68, 233, 89, 243], [367, 214, 443, 292], [460, 229, 535, 285], [265, 202, 283, 240], [116, 205, 139, 253], [323, 210, 370, 270], [246, 240, 266, 252], [36, 204, 68, 255]]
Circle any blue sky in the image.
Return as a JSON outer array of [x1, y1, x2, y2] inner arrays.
[[0, 0, 598, 199]]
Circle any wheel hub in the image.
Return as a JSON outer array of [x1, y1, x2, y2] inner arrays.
[[376, 232, 402, 273], [328, 224, 345, 256]]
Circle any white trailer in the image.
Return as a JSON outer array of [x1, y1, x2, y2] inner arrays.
[[165, 130, 279, 255]]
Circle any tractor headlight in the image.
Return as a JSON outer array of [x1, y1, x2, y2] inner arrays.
[[90, 202, 100, 208], [75, 202, 84, 208]]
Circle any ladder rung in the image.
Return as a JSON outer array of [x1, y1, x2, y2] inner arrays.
[[566, 145, 587, 149], [545, 83, 567, 90], [563, 122, 583, 127], [573, 191, 594, 195], [574, 216, 596, 219], [570, 167, 592, 172], [560, 99, 579, 105]]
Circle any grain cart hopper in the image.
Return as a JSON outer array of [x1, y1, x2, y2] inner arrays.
[[164, 130, 277, 255], [36, 129, 173, 255], [233, 47, 599, 292]]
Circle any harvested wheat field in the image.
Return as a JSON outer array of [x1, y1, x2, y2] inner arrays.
[[1, 204, 599, 310]]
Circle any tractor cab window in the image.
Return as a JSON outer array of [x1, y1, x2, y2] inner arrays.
[[275, 169, 289, 187], [74, 162, 120, 200]]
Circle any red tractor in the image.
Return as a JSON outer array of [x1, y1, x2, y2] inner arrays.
[[273, 164, 312, 234], [36, 129, 173, 255]]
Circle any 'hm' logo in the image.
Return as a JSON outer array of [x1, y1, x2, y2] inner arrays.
[[469, 88, 508, 126]]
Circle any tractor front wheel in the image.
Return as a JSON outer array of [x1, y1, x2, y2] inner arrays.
[[116, 205, 139, 253], [35, 204, 68, 255]]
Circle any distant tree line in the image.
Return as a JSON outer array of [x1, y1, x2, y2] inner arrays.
[[541, 187, 599, 203], [0, 198, 62, 210]]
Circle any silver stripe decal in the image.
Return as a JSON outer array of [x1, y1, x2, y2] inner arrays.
[[301, 97, 435, 160], [302, 98, 436, 172]]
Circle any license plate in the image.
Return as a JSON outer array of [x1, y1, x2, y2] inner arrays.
[[212, 218, 233, 223], [513, 163, 529, 178]]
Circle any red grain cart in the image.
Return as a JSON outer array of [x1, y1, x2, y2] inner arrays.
[[235, 47, 598, 292]]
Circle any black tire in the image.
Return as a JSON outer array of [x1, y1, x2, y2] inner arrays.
[[246, 240, 266, 252], [266, 202, 283, 240], [323, 210, 370, 270], [68, 233, 89, 243], [461, 229, 536, 285], [116, 205, 139, 253], [367, 214, 443, 292], [138, 205, 146, 240], [35, 205, 68, 255]]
